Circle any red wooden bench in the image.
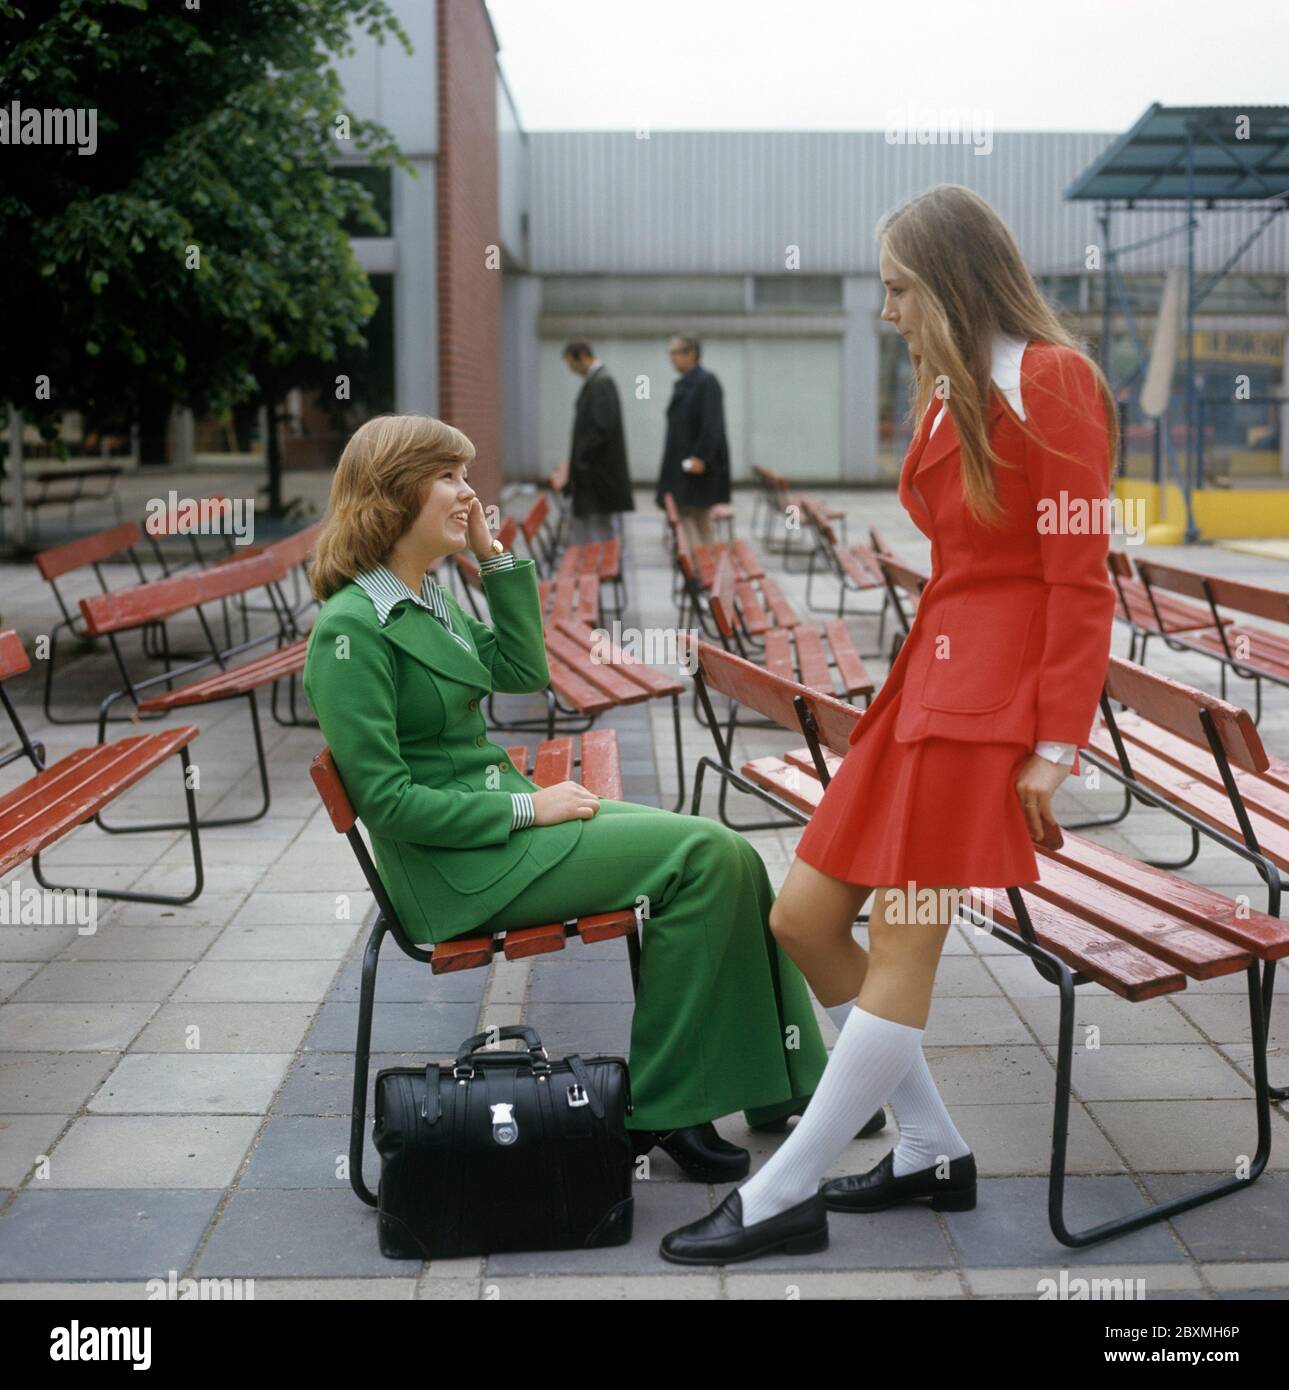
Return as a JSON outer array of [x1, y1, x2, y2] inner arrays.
[[687, 637, 1281, 1249], [32, 503, 265, 724], [309, 730, 640, 1210], [34, 521, 158, 725], [492, 618, 688, 814], [1105, 551, 1232, 666], [0, 630, 204, 906], [1132, 559, 1289, 723], [751, 466, 846, 569], [516, 495, 626, 617], [208, 518, 323, 641], [78, 551, 305, 829], [656, 488, 735, 561], [142, 493, 239, 567], [874, 552, 929, 661], [1081, 655, 1289, 914], [0, 463, 125, 534], [450, 541, 689, 812], [701, 549, 872, 822], [452, 517, 598, 628], [662, 491, 757, 617], [798, 495, 892, 645]]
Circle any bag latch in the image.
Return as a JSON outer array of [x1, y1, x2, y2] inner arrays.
[[490, 1102, 519, 1146], [566, 1083, 589, 1109]]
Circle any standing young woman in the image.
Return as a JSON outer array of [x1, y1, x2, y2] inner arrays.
[[301, 415, 832, 1186], [661, 184, 1119, 1264]]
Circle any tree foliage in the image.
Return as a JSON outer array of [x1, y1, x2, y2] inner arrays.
[[0, 0, 412, 440]]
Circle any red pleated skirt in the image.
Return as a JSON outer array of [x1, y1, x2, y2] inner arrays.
[[793, 680, 1040, 889]]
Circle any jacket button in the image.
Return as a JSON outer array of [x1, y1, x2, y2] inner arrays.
[[467, 698, 478, 710], [499, 761, 509, 773], [475, 734, 485, 748]]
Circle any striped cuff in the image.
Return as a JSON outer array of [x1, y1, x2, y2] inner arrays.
[[479, 549, 517, 576], [510, 791, 535, 829]]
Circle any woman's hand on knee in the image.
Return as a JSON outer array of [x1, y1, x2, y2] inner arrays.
[[532, 780, 601, 826]]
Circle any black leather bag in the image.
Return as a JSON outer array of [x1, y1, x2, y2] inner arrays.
[[371, 1024, 634, 1259]]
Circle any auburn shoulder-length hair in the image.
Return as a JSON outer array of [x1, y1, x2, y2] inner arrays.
[[308, 414, 475, 602], [878, 184, 1120, 529]]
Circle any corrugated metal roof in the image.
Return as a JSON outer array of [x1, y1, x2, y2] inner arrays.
[[1065, 103, 1289, 203], [526, 130, 1289, 275]]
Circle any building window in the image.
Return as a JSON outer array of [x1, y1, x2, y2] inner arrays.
[[752, 276, 843, 310], [333, 164, 393, 238]]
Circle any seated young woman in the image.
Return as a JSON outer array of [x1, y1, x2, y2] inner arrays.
[[302, 414, 843, 1182]]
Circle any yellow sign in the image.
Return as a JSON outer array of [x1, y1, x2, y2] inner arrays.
[[1191, 330, 1284, 367]]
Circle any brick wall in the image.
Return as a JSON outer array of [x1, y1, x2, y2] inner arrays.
[[437, 0, 503, 505]]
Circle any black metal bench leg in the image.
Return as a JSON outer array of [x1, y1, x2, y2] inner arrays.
[[626, 925, 642, 995], [1260, 960, 1289, 1103], [29, 747, 205, 906], [93, 692, 273, 833], [667, 691, 686, 814], [270, 671, 319, 729], [1047, 960, 1273, 1248], [1142, 824, 1202, 872], [1065, 778, 1135, 833], [349, 917, 386, 1208]]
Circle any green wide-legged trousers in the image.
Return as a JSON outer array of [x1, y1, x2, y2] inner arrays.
[[484, 799, 829, 1132]]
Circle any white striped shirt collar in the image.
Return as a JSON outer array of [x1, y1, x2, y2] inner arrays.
[[352, 564, 471, 649]]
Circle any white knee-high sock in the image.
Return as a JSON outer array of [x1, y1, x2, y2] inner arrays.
[[888, 1046, 971, 1177], [738, 1005, 923, 1226]]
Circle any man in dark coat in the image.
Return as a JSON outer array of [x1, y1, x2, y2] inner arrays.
[[654, 335, 730, 549], [552, 340, 635, 546]]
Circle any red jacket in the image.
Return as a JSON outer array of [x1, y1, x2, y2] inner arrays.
[[852, 340, 1116, 773]]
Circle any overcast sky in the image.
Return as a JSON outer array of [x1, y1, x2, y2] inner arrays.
[[486, 0, 1288, 133]]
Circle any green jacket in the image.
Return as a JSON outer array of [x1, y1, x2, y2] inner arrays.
[[302, 558, 584, 944]]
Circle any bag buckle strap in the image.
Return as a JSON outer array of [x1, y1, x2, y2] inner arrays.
[[421, 1063, 442, 1122]]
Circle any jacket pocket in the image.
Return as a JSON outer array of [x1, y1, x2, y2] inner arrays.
[[434, 841, 524, 894], [919, 595, 1040, 715]]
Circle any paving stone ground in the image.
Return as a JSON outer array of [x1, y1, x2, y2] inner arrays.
[[1, 473, 1288, 1300]]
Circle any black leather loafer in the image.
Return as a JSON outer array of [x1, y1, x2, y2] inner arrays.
[[821, 1149, 977, 1213], [749, 1105, 887, 1139], [660, 1189, 828, 1266], [631, 1123, 751, 1182]]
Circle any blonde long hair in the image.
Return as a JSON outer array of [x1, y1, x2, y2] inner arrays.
[[308, 415, 475, 602], [878, 184, 1120, 528]]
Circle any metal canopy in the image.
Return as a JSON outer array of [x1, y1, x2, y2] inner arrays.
[[1066, 103, 1289, 206], [1065, 105, 1289, 543]]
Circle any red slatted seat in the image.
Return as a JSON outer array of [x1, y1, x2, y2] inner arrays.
[[1128, 559, 1289, 721], [0, 629, 203, 904], [308, 730, 640, 1001], [709, 552, 874, 707], [137, 639, 310, 712]]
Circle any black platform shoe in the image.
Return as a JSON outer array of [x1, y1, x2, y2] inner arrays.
[[749, 1105, 887, 1139], [631, 1122, 751, 1182], [820, 1149, 977, 1213], [660, 1189, 828, 1266]]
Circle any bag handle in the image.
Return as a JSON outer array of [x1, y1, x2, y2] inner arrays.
[[454, 1024, 548, 1076]]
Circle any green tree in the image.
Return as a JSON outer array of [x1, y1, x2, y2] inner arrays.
[[0, 0, 411, 511]]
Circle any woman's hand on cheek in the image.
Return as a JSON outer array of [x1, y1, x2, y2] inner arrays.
[[465, 496, 494, 557]]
